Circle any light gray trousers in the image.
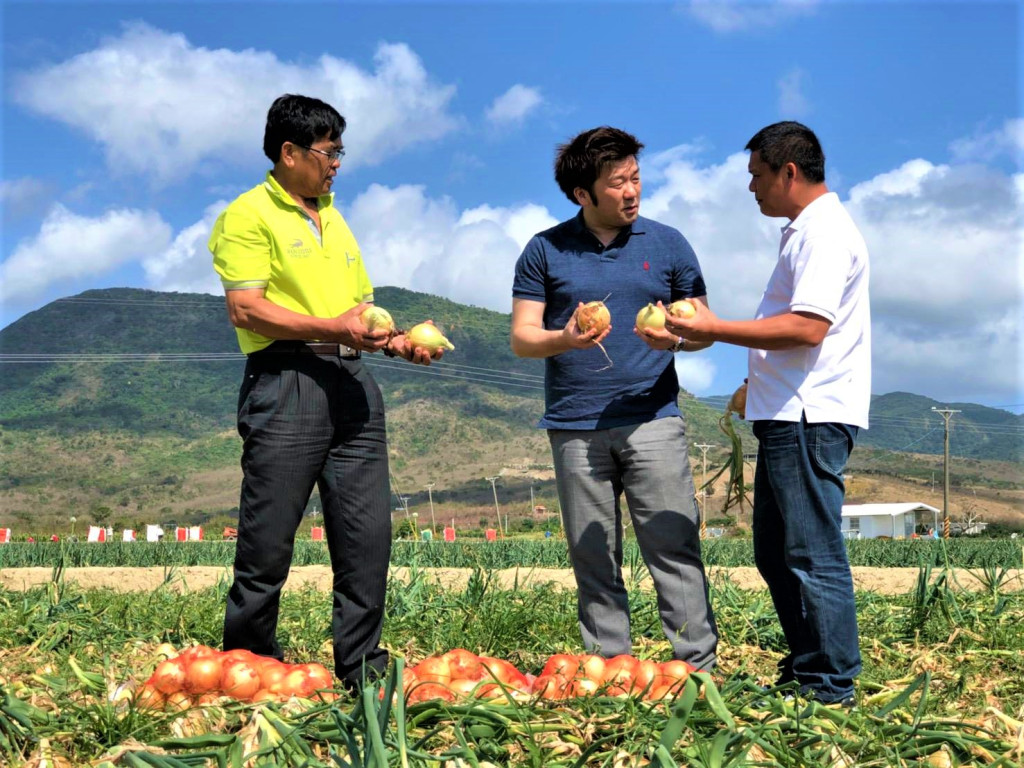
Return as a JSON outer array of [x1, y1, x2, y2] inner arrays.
[[549, 416, 718, 670]]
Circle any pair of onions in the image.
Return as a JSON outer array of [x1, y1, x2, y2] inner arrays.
[[576, 299, 697, 335], [361, 306, 455, 353]]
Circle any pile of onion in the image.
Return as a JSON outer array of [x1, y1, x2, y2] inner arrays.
[[135, 644, 336, 712], [406, 322, 455, 354], [360, 306, 395, 333], [403, 649, 696, 704]]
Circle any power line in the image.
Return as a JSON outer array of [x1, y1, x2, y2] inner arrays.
[[1, 351, 1021, 439]]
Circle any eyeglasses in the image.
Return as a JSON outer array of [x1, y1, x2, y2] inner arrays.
[[299, 144, 346, 162]]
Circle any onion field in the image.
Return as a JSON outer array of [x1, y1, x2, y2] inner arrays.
[[1, 558, 1023, 766], [2, 538, 1022, 569]]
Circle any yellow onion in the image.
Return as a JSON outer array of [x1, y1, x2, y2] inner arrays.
[[635, 303, 666, 332], [576, 301, 611, 334], [667, 299, 697, 319], [361, 306, 395, 333], [407, 323, 455, 353], [727, 381, 747, 419]]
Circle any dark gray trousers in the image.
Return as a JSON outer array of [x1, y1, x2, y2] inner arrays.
[[224, 344, 392, 686], [549, 416, 718, 670]]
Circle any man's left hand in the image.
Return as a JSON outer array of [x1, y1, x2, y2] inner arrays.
[[634, 323, 680, 350], [387, 333, 445, 366]]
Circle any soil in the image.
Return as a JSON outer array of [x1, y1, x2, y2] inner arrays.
[[1, 565, 1021, 594]]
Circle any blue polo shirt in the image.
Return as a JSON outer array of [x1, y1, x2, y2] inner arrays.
[[513, 212, 707, 430]]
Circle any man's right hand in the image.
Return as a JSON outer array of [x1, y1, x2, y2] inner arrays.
[[333, 303, 390, 353], [560, 302, 612, 351]]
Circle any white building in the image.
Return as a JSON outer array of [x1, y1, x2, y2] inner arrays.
[[841, 503, 941, 540]]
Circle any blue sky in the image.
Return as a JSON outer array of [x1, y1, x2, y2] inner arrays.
[[1, 0, 1021, 411]]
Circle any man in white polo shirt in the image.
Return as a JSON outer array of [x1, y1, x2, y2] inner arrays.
[[663, 121, 870, 705]]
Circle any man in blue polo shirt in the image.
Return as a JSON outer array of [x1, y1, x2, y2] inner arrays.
[[511, 126, 718, 671]]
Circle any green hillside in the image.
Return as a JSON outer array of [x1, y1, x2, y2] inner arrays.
[[1, 288, 1019, 532], [862, 392, 1023, 462], [0, 288, 747, 528]]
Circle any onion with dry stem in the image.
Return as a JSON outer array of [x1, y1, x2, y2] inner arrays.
[[407, 323, 455, 354], [635, 303, 666, 332], [574, 300, 613, 369], [576, 301, 611, 334]]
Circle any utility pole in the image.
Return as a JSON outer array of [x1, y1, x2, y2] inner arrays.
[[426, 482, 437, 535], [694, 443, 714, 540], [486, 476, 502, 536], [931, 407, 961, 539]]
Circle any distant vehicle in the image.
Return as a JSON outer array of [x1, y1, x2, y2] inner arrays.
[[222, 527, 238, 541]]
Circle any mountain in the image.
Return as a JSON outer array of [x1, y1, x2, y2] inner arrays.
[[1, 288, 1020, 530], [864, 392, 1023, 461]]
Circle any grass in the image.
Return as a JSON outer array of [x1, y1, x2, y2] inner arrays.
[[1, 560, 1023, 766]]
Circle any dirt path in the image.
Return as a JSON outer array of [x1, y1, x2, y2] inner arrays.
[[1, 565, 1022, 594]]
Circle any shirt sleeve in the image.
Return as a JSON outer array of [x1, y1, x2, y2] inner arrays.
[[788, 236, 852, 323], [668, 230, 708, 299], [209, 202, 271, 291], [512, 237, 548, 302]]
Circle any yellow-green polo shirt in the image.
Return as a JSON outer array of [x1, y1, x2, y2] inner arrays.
[[209, 172, 374, 354]]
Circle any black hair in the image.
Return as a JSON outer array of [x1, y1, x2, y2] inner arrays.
[[554, 126, 644, 205], [263, 94, 346, 163], [745, 121, 825, 183]]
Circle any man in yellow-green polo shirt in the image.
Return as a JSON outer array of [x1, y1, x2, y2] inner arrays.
[[209, 94, 442, 690]]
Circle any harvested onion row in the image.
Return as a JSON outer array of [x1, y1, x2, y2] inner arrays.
[[136, 645, 336, 712], [403, 649, 697, 704]]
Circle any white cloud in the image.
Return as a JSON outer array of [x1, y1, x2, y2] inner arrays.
[[640, 142, 1023, 404], [344, 184, 557, 312], [114, 184, 555, 315], [485, 85, 543, 127], [674, 354, 717, 394], [143, 201, 227, 295], [949, 118, 1024, 165], [0, 205, 172, 302], [12, 23, 459, 185], [777, 67, 811, 118], [684, 0, 819, 33]]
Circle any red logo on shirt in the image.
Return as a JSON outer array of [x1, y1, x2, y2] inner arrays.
[[643, 261, 650, 270]]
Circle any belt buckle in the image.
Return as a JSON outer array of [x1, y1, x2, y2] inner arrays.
[[339, 344, 359, 358]]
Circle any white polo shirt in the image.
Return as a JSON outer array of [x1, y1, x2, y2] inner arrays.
[[746, 192, 871, 428]]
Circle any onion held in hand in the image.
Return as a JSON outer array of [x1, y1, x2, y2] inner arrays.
[[727, 381, 748, 419], [667, 299, 697, 319], [635, 303, 666, 332], [407, 323, 455, 353], [576, 301, 611, 334], [361, 306, 395, 333]]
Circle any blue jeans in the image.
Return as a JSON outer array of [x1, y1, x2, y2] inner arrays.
[[752, 418, 861, 703]]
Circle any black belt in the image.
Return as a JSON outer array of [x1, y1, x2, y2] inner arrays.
[[258, 341, 361, 359]]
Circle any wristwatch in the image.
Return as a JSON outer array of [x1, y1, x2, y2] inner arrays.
[[671, 338, 686, 353]]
